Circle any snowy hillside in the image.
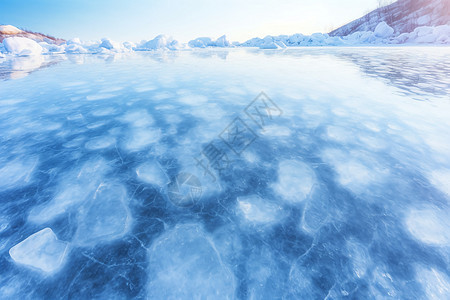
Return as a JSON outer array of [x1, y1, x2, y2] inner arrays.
[[330, 0, 450, 36], [0, 25, 65, 44]]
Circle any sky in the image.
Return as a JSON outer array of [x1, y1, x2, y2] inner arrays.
[[0, 0, 382, 42]]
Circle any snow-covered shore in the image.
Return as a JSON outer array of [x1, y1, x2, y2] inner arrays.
[[0, 22, 449, 57]]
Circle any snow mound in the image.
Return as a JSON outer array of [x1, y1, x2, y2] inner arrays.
[[188, 35, 231, 48], [2, 37, 43, 56], [99, 38, 123, 51], [137, 35, 181, 50], [0, 25, 22, 35], [147, 223, 236, 298], [374, 22, 394, 38], [9, 228, 69, 274]]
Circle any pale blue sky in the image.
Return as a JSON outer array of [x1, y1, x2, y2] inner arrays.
[[0, 0, 381, 42]]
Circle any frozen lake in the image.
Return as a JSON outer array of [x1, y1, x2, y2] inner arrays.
[[0, 47, 449, 299]]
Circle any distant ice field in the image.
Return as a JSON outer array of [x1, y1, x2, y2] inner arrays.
[[0, 48, 449, 299]]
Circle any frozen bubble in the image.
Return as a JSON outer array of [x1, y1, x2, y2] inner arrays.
[[91, 107, 117, 117], [0, 157, 39, 190], [369, 267, 397, 298], [178, 94, 209, 106], [325, 126, 353, 143], [9, 228, 69, 274], [119, 110, 154, 128], [136, 161, 169, 187], [67, 113, 84, 121], [124, 128, 161, 152], [86, 120, 109, 129], [236, 195, 285, 226], [74, 183, 131, 246], [147, 223, 236, 299], [86, 93, 118, 101], [260, 125, 292, 137], [85, 136, 116, 150], [272, 159, 315, 204], [0, 217, 8, 233], [405, 206, 450, 246], [321, 148, 388, 195], [134, 85, 157, 93]]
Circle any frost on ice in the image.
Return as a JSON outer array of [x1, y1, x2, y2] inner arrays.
[[9, 228, 69, 274], [0, 157, 38, 190], [147, 224, 236, 299]]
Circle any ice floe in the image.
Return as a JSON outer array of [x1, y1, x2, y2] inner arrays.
[[9, 228, 69, 274]]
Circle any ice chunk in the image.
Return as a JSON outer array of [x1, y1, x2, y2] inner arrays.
[[374, 22, 394, 39], [272, 160, 315, 204], [137, 35, 181, 50], [9, 228, 69, 274], [136, 161, 169, 187], [2, 37, 43, 56], [74, 183, 131, 246], [147, 223, 236, 299], [416, 267, 450, 300], [405, 206, 450, 246], [85, 136, 116, 150], [236, 195, 285, 226], [0, 157, 38, 190], [99, 38, 123, 51]]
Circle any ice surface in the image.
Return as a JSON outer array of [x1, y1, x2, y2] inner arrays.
[[416, 267, 450, 300], [147, 224, 236, 299], [9, 228, 69, 274], [1, 48, 449, 298], [272, 159, 316, 204]]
